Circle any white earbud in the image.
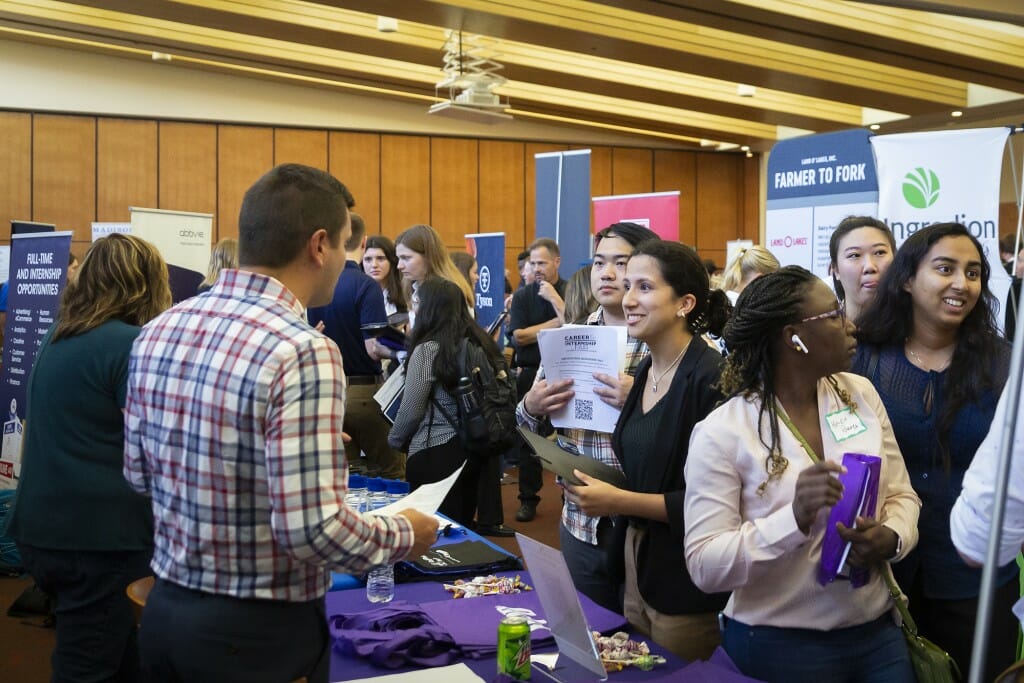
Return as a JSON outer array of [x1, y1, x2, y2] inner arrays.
[[791, 333, 809, 354]]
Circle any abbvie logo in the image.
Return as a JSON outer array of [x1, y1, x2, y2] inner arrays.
[[902, 167, 940, 209]]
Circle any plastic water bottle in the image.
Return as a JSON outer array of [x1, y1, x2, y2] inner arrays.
[[385, 479, 409, 505], [366, 564, 395, 603], [366, 477, 388, 511], [345, 474, 367, 513]]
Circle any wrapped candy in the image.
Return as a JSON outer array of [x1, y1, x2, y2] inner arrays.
[[592, 631, 667, 672], [442, 574, 533, 599]]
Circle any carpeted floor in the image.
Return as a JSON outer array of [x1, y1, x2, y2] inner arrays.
[[0, 466, 563, 682]]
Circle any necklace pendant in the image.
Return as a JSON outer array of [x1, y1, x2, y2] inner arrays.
[[651, 383, 658, 393]]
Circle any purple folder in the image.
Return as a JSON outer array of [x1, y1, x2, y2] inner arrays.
[[817, 452, 881, 588]]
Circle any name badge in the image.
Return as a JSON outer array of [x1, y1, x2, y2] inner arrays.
[[826, 407, 867, 442]]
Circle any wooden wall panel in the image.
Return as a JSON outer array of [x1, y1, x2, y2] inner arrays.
[[524, 143, 569, 245], [612, 148, 653, 196], [0, 112, 32, 243], [274, 129, 328, 170], [588, 146, 613, 207], [430, 138, 479, 248], [329, 132, 380, 235], [654, 150, 697, 245], [380, 135, 430, 235], [742, 155, 761, 241], [97, 118, 157, 224], [159, 122, 217, 228], [695, 153, 742, 267], [479, 140, 525, 276], [218, 125, 273, 242], [33, 114, 96, 243]]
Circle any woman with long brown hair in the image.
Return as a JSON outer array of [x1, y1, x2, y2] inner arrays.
[[8, 233, 172, 682]]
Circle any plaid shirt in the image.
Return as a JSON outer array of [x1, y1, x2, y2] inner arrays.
[[515, 307, 648, 545], [124, 270, 414, 602]]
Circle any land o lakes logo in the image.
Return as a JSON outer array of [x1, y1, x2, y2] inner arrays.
[[902, 167, 940, 209]]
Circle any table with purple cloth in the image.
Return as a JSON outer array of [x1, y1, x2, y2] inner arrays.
[[326, 570, 692, 682]]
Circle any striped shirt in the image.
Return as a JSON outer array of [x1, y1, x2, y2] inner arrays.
[[515, 307, 648, 545], [123, 269, 415, 602]]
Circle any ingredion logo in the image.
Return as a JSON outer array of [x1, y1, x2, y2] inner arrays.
[[902, 168, 940, 209]]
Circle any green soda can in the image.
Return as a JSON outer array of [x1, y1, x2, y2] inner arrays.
[[497, 615, 532, 680]]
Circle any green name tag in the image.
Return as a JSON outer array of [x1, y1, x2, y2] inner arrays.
[[826, 407, 867, 442]]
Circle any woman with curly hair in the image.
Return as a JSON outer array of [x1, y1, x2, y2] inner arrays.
[[8, 234, 172, 681], [564, 240, 730, 660], [684, 266, 919, 683], [852, 222, 1016, 679]]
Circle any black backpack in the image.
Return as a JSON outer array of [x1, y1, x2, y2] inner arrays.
[[432, 338, 519, 457]]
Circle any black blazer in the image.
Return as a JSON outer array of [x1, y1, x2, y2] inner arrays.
[[611, 339, 729, 615]]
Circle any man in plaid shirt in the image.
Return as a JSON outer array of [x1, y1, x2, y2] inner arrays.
[[515, 223, 657, 612], [124, 164, 438, 682]]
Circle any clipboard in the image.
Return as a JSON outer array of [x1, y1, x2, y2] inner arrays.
[[360, 322, 407, 351], [516, 427, 627, 488]]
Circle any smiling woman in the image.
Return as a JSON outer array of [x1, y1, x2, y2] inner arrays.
[[852, 222, 1017, 680]]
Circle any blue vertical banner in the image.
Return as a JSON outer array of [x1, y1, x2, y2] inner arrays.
[[0, 231, 72, 488], [535, 150, 592, 272], [465, 232, 505, 331]]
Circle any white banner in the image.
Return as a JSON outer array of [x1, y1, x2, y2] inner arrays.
[[871, 127, 1010, 324], [129, 207, 212, 302]]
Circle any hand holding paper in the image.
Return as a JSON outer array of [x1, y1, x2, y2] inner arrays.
[[835, 516, 899, 569]]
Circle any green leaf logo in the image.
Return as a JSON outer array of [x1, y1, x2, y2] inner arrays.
[[902, 167, 940, 209]]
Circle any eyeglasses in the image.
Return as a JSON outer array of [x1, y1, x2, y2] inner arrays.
[[799, 305, 846, 324]]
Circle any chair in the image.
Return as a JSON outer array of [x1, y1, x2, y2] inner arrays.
[[125, 575, 154, 626]]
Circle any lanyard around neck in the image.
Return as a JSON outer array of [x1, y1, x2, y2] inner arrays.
[[775, 402, 821, 464]]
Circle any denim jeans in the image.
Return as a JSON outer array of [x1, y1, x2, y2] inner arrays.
[[18, 544, 151, 683], [559, 521, 622, 613], [723, 613, 915, 683]]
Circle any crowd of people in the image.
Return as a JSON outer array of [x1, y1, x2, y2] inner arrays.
[[4, 163, 1024, 682]]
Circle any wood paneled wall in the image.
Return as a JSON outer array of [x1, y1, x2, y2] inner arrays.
[[0, 110, 760, 273]]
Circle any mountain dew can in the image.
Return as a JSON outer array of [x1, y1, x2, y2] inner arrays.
[[497, 615, 531, 680]]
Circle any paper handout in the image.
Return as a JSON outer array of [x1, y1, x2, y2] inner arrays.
[[370, 464, 465, 518], [536, 325, 627, 433]]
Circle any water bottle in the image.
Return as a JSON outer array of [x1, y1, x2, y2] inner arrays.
[[366, 564, 395, 603], [454, 376, 480, 416], [345, 474, 367, 513], [366, 477, 388, 511], [385, 479, 407, 505]]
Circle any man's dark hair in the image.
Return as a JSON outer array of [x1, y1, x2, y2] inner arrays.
[[238, 164, 354, 268], [345, 213, 366, 252], [593, 222, 659, 250]]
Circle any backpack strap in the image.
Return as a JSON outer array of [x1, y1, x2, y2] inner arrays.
[[428, 337, 469, 432]]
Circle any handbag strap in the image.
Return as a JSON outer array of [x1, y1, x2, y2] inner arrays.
[[881, 565, 920, 637]]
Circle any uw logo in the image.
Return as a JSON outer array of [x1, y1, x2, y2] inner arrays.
[[902, 167, 940, 209]]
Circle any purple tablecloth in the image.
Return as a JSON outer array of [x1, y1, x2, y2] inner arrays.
[[326, 570, 689, 681]]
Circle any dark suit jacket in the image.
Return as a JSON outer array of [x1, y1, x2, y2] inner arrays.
[[611, 340, 730, 615]]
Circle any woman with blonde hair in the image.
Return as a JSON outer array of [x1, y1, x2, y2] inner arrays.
[[8, 233, 172, 682], [395, 224, 475, 312], [720, 245, 780, 304], [198, 237, 238, 293]]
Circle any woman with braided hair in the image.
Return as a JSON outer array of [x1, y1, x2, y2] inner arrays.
[[563, 241, 730, 660], [684, 266, 919, 682]]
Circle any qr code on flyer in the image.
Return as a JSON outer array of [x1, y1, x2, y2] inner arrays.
[[574, 399, 593, 422]]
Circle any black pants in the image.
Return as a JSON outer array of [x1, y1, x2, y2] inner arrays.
[[516, 366, 543, 505], [474, 449, 505, 526], [407, 436, 482, 527], [18, 544, 151, 683], [140, 579, 329, 683], [903, 567, 1020, 681]]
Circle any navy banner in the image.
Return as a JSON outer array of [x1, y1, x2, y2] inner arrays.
[[465, 232, 505, 332], [0, 231, 72, 488], [535, 150, 592, 273]]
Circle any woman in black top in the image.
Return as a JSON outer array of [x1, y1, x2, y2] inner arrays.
[[564, 240, 730, 660]]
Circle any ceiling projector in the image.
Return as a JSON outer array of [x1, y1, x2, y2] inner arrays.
[[428, 88, 511, 125]]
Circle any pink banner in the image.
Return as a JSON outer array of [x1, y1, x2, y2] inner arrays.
[[592, 191, 680, 241]]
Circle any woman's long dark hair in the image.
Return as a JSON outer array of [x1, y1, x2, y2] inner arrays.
[[405, 278, 501, 387], [365, 235, 407, 313], [856, 222, 1007, 459], [719, 266, 820, 493], [828, 216, 895, 304]]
